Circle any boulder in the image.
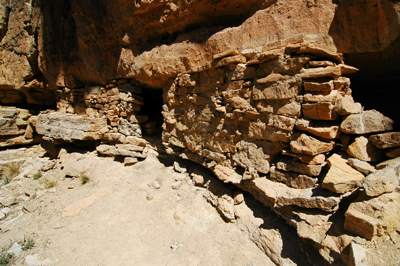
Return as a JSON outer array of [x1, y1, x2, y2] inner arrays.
[[322, 154, 365, 194], [340, 110, 394, 134], [369, 132, 400, 149], [346, 136, 384, 162]]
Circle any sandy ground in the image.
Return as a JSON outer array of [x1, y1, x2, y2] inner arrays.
[[0, 150, 276, 266]]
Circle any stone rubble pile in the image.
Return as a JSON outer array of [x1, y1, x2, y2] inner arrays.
[[0, 107, 40, 148], [162, 41, 400, 264]]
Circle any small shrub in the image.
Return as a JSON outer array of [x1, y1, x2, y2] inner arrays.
[[0, 253, 12, 266], [2, 176, 10, 185], [33, 171, 42, 180], [21, 238, 34, 251], [79, 173, 90, 185], [40, 177, 57, 189]]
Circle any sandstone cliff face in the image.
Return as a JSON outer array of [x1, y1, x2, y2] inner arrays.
[[1, 0, 400, 265]]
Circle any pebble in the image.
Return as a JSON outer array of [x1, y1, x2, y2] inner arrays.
[[148, 180, 161, 190], [171, 181, 182, 190], [173, 161, 187, 173]]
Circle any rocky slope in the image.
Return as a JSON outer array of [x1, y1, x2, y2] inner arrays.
[[1, 0, 400, 265]]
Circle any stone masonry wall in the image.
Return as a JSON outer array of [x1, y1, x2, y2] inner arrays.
[[162, 41, 400, 264]]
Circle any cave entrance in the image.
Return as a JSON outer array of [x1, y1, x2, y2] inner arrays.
[[344, 38, 400, 130], [139, 87, 164, 138]]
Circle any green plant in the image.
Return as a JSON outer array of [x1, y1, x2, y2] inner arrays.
[[0, 253, 12, 265], [79, 172, 90, 185], [33, 171, 42, 180], [2, 176, 10, 185], [20, 238, 34, 251], [40, 177, 57, 189]]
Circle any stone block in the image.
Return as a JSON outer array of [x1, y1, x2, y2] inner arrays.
[[276, 156, 324, 176], [295, 119, 340, 139], [299, 66, 341, 79], [369, 132, 400, 149], [232, 140, 270, 174], [347, 158, 376, 175], [36, 113, 108, 142], [322, 154, 365, 193], [341, 110, 394, 134], [290, 133, 335, 156], [282, 150, 326, 165], [345, 191, 400, 240], [270, 166, 318, 189], [334, 95, 362, 115], [363, 164, 400, 197], [303, 80, 334, 92], [302, 102, 339, 121], [346, 136, 384, 162]]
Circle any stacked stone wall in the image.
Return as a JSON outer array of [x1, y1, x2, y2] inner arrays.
[[162, 42, 400, 263]]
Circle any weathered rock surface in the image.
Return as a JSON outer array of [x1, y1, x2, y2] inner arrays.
[[36, 113, 108, 142], [341, 110, 394, 135], [347, 158, 376, 175], [369, 132, 400, 149], [345, 191, 400, 240], [322, 154, 365, 194], [290, 133, 335, 156], [347, 136, 385, 162], [363, 163, 400, 197]]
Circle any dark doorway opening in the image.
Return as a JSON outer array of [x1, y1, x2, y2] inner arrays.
[[139, 88, 164, 136]]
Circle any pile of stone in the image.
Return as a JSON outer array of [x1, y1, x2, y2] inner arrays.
[[162, 41, 400, 264], [0, 107, 40, 148]]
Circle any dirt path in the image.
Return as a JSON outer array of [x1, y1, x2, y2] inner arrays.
[[1, 149, 276, 266]]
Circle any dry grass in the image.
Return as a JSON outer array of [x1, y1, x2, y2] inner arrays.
[[0, 162, 21, 185], [79, 172, 90, 185], [40, 177, 57, 188]]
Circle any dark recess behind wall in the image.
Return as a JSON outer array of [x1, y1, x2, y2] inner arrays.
[[344, 38, 400, 130]]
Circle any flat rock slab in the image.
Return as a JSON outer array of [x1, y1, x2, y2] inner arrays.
[[322, 154, 365, 194], [369, 132, 400, 149], [36, 113, 108, 141], [290, 133, 335, 156]]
